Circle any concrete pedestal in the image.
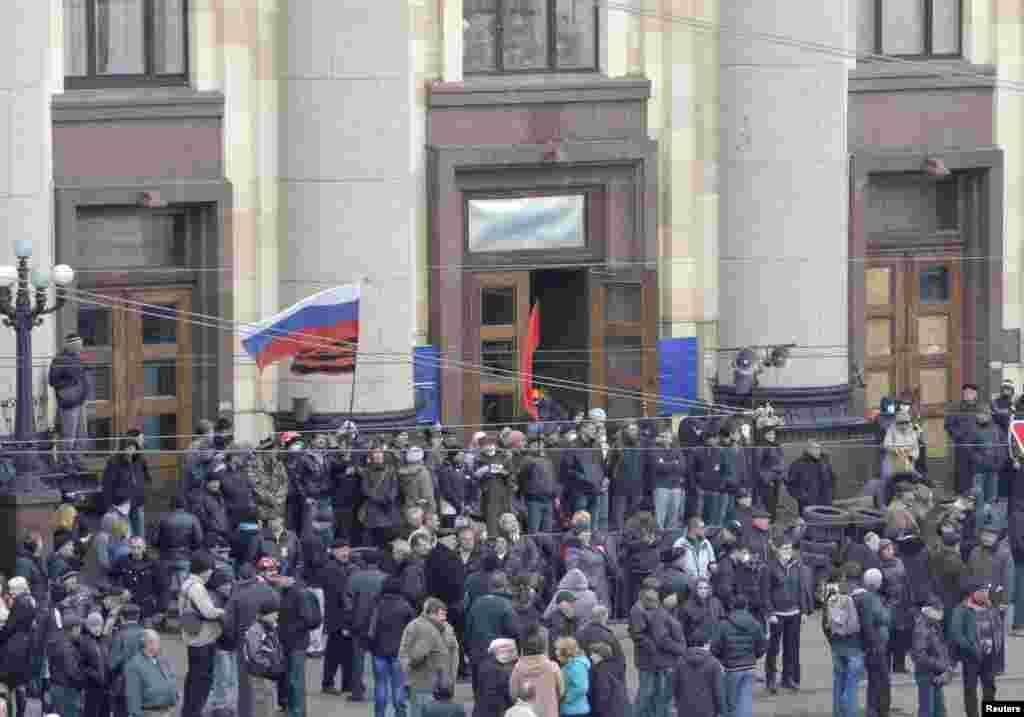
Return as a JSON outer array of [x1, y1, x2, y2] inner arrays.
[[0, 489, 62, 577], [717, 0, 851, 409]]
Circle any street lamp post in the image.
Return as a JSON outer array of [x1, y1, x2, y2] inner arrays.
[[0, 239, 75, 493]]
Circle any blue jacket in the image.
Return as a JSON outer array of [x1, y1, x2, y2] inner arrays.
[[560, 654, 591, 716], [646, 446, 688, 490]]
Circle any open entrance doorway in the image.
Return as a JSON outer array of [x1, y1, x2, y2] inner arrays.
[[531, 270, 590, 417]]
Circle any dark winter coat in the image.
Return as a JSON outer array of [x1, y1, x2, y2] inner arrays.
[[254, 528, 304, 579], [49, 349, 88, 409], [695, 445, 724, 493], [154, 508, 204, 561], [220, 467, 257, 528], [222, 577, 277, 651], [465, 592, 520, 659], [646, 445, 688, 490], [0, 596, 38, 687], [110, 555, 167, 619], [588, 659, 630, 717], [505, 535, 543, 577], [576, 622, 626, 684], [320, 557, 359, 635], [191, 490, 231, 542], [424, 544, 466, 608], [519, 455, 559, 499], [608, 436, 647, 497], [910, 614, 952, 676], [14, 545, 48, 602], [762, 558, 814, 616], [344, 566, 388, 638], [681, 594, 725, 646], [786, 453, 836, 508], [879, 556, 912, 630], [844, 542, 881, 574], [949, 604, 1004, 664], [436, 461, 470, 514], [711, 608, 766, 671], [48, 632, 86, 688], [563, 539, 614, 609], [278, 579, 321, 653], [360, 463, 401, 529], [79, 632, 108, 689], [474, 654, 516, 717], [103, 455, 151, 510], [629, 601, 686, 672], [929, 545, 966, 611], [476, 455, 516, 537], [752, 443, 786, 502], [674, 647, 725, 717], [898, 536, 936, 607], [367, 585, 416, 658], [561, 440, 605, 496], [398, 557, 428, 609], [1011, 506, 1024, 562], [968, 423, 1006, 476]]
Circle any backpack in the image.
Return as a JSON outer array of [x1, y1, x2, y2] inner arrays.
[[303, 588, 323, 632], [243, 621, 285, 679], [826, 590, 862, 638]]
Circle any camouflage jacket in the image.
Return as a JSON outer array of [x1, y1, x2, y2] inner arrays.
[[252, 450, 289, 522]]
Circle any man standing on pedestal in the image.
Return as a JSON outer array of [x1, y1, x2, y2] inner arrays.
[[49, 333, 88, 472]]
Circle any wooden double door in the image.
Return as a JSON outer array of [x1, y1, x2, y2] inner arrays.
[[864, 254, 962, 457], [78, 286, 194, 482], [463, 269, 658, 430]]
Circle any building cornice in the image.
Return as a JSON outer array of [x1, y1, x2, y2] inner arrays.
[[429, 74, 652, 108], [849, 61, 997, 93], [52, 87, 225, 123]]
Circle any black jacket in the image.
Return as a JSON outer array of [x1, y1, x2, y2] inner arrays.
[[14, 545, 49, 602], [473, 654, 515, 717], [103, 456, 150, 510], [786, 453, 836, 507], [344, 566, 388, 637], [576, 621, 626, 683], [712, 609, 767, 670], [518, 455, 559, 499], [49, 349, 87, 409], [424, 543, 466, 608], [48, 632, 86, 688], [681, 595, 725, 646], [845, 542, 881, 574], [589, 659, 630, 717], [110, 555, 167, 618], [192, 490, 231, 542], [278, 580, 321, 652], [629, 601, 686, 672], [436, 462, 470, 514], [154, 509, 204, 561], [320, 557, 359, 635], [367, 587, 416, 658], [910, 614, 952, 676], [222, 577, 278, 651], [674, 647, 725, 717], [646, 446, 688, 490], [79, 632, 108, 689], [0, 595, 39, 687], [1010, 505, 1024, 563], [220, 467, 257, 528]]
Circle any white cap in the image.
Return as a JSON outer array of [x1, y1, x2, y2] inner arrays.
[[588, 408, 607, 422], [406, 446, 424, 463]]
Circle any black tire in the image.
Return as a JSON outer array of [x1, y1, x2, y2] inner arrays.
[[802, 553, 833, 569], [800, 539, 840, 556], [803, 505, 851, 523], [850, 507, 886, 525]]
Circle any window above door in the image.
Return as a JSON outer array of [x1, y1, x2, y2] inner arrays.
[[857, 0, 961, 58], [64, 0, 189, 89], [464, 0, 599, 75]]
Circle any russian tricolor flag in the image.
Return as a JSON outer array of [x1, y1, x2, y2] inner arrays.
[[241, 284, 360, 371]]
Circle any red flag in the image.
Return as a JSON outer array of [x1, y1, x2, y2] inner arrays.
[[521, 302, 541, 419], [1011, 420, 1024, 455]]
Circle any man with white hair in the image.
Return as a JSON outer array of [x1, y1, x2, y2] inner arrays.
[[861, 568, 892, 717], [123, 630, 177, 717]]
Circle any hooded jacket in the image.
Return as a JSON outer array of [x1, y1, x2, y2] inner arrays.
[[674, 646, 725, 717], [398, 462, 436, 514], [465, 590, 520, 659], [786, 452, 836, 507], [0, 595, 38, 687], [629, 598, 686, 672], [712, 608, 767, 670], [681, 584, 725, 646], [542, 569, 597, 627], [879, 555, 912, 630], [588, 658, 630, 717], [474, 638, 518, 717], [367, 578, 416, 658], [911, 612, 952, 676], [563, 539, 613, 609], [510, 654, 563, 717], [576, 621, 626, 683]]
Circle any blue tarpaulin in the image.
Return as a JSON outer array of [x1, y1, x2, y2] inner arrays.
[[658, 337, 698, 416], [414, 346, 440, 424]]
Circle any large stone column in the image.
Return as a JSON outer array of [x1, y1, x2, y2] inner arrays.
[[717, 0, 850, 408], [0, 2, 61, 572], [279, 2, 415, 416]]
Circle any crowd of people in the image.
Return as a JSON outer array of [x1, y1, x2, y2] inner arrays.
[[0, 388, 1020, 717]]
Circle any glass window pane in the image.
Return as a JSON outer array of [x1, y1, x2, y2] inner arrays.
[[932, 0, 960, 55], [605, 285, 642, 323], [64, 0, 88, 76], [79, 306, 113, 347], [922, 417, 947, 457], [503, 0, 549, 70], [856, 0, 876, 54], [464, 0, 498, 72], [153, 0, 185, 74], [881, 0, 925, 55], [482, 288, 515, 326], [90, 365, 112, 401], [143, 304, 177, 344], [88, 416, 113, 448], [866, 319, 893, 357], [468, 196, 585, 253], [865, 370, 892, 409], [935, 179, 958, 230], [866, 267, 891, 306], [606, 335, 642, 377], [95, 0, 145, 75], [482, 338, 516, 373], [143, 360, 176, 397], [143, 413, 178, 451], [606, 395, 642, 421], [919, 266, 950, 303], [556, 0, 596, 69], [919, 366, 949, 405], [482, 393, 517, 425]]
